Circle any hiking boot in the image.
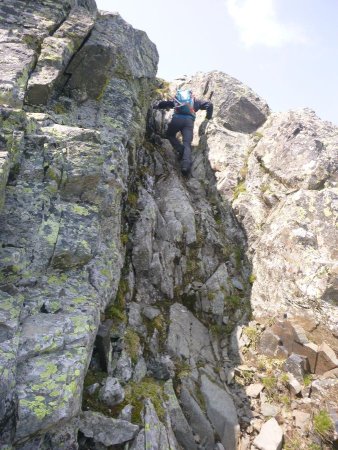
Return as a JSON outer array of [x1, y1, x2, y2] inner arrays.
[[181, 159, 191, 176]]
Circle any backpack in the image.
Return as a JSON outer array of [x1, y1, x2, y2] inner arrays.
[[173, 89, 195, 117]]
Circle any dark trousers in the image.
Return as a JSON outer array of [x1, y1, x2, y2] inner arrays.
[[166, 115, 194, 172]]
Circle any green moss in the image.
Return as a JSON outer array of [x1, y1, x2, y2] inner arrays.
[[233, 181, 246, 200], [303, 373, 313, 387], [248, 274, 256, 284], [53, 103, 67, 115], [235, 369, 255, 386], [280, 372, 289, 385], [278, 394, 291, 407], [209, 323, 224, 337], [262, 376, 277, 395], [233, 245, 244, 270], [173, 359, 191, 380], [243, 325, 260, 348], [313, 410, 333, 440], [225, 294, 241, 311], [143, 312, 167, 353], [105, 305, 127, 323], [124, 378, 167, 424], [96, 76, 111, 101], [120, 233, 129, 245], [284, 436, 302, 450], [308, 444, 321, 450], [124, 329, 140, 364], [207, 291, 216, 301], [127, 192, 138, 208]]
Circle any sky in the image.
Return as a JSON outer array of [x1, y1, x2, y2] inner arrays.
[[96, 0, 338, 125]]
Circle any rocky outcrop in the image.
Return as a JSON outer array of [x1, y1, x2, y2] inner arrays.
[[1, 1, 337, 449], [176, 72, 337, 331], [0, 1, 158, 447], [230, 109, 337, 329]]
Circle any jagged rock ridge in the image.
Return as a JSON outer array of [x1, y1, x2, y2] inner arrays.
[[0, 1, 337, 449]]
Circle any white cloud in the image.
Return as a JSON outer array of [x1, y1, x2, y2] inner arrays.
[[225, 0, 307, 48]]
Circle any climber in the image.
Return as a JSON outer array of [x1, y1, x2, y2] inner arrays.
[[153, 89, 213, 176]]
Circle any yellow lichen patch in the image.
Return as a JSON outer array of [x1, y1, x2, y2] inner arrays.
[[71, 204, 91, 216], [20, 396, 50, 420], [39, 218, 60, 245]]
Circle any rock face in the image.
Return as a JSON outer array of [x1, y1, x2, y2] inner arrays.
[[0, 1, 158, 447], [0, 1, 337, 449], [231, 110, 337, 329]]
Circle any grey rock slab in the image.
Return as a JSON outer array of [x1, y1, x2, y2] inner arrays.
[[166, 303, 215, 365], [133, 356, 148, 383], [155, 174, 197, 245], [98, 376, 125, 407], [15, 418, 79, 450], [180, 385, 215, 449], [215, 444, 226, 450], [261, 403, 280, 418], [0, 41, 36, 108], [114, 351, 133, 383], [127, 302, 147, 336], [283, 353, 309, 381], [254, 109, 337, 190], [0, 0, 86, 108], [118, 404, 133, 422], [0, 3, 159, 447], [200, 263, 231, 317], [26, 7, 96, 105], [311, 378, 338, 398], [164, 380, 197, 450], [245, 383, 264, 398], [287, 373, 302, 395], [15, 347, 91, 441], [293, 410, 311, 432], [250, 188, 338, 329], [147, 355, 175, 381], [142, 398, 171, 450], [321, 367, 338, 379], [79, 410, 138, 446], [253, 418, 283, 450], [316, 342, 338, 375], [65, 12, 158, 99], [132, 189, 158, 274], [200, 374, 239, 450], [164, 412, 181, 450], [142, 305, 161, 320], [130, 430, 145, 450]]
